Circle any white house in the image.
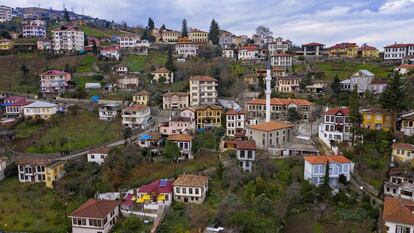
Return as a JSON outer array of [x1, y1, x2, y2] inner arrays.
[[100, 46, 120, 60], [222, 49, 235, 58], [119, 36, 140, 48], [236, 140, 256, 172], [151, 67, 174, 84], [270, 53, 293, 69], [268, 37, 291, 55], [395, 64, 414, 76], [304, 155, 354, 189], [113, 64, 128, 75], [16, 157, 51, 183], [340, 70, 375, 94], [383, 197, 414, 233], [175, 38, 199, 58], [401, 112, 414, 136], [98, 103, 120, 121], [225, 109, 246, 137], [318, 107, 352, 147], [3, 96, 30, 118], [237, 45, 259, 60], [121, 105, 151, 129], [22, 101, 57, 120], [384, 43, 414, 61], [22, 20, 46, 38], [167, 134, 193, 160], [87, 147, 111, 165], [69, 199, 121, 233], [173, 174, 209, 204], [0, 157, 7, 181], [384, 168, 414, 201]]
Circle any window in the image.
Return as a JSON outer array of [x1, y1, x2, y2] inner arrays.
[[176, 187, 180, 193], [396, 225, 410, 233]]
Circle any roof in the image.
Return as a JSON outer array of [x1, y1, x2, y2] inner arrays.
[[139, 132, 162, 141], [134, 90, 150, 96], [248, 121, 293, 132], [167, 134, 193, 142], [354, 69, 374, 77], [303, 42, 324, 46], [189, 105, 223, 111], [304, 155, 352, 165], [392, 143, 414, 151], [272, 53, 292, 57], [383, 197, 414, 225], [88, 147, 111, 154], [170, 116, 192, 122], [162, 92, 188, 97], [402, 112, 414, 120], [239, 45, 259, 51], [173, 174, 208, 187], [189, 75, 217, 82], [370, 79, 388, 85], [123, 105, 149, 111], [384, 43, 414, 49], [138, 179, 173, 194], [69, 199, 121, 219], [247, 98, 311, 106], [323, 107, 350, 116], [113, 64, 127, 68], [22, 101, 56, 108], [361, 108, 391, 114], [329, 42, 358, 49], [39, 70, 70, 76], [152, 67, 171, 74], [398, 64, 414, 69], [359, 44, 377, 51], [225, 109, 245, 115], [16, 156, 52, 166], [236, 140, 256, 150]]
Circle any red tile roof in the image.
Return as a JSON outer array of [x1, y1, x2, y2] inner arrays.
[[359, 44, 377, 51], [247, 121, 293, 132], [247, 98, 311, 106], [392, 143, 414, 151], [385, 43, 414, 49], [329, 42, 358, 49], [189, 75, 217, 82], [138, 179, 173, 194], [167, 134, 193, 142], [152, 67, 171, 74], [135, 90, 150, 96], [173, 174, 208, 187], [39, 70, 69, 76], [123, 105, 149, 111], [88, 147, 111, 154], [383, 197, 414, 225], [70, 199, 121, 219], [239, 45, 259, 51], [303, 42, 324, 46], [398, 64, 414, 69], [323, 107, 350, 116], [162, 92, 188, 97], [236, 140, 256, 150], [304, 155, 352, 164], [225, 109, 245, 115]]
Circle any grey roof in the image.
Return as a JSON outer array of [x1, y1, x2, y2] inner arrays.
[[23, 101, 57, 108], [357, 69, 374, 77]]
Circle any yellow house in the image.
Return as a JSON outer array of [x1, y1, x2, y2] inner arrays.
[[0, 39, 13, 50], [358, 44, 379, 59], [133, 90, 150, 106], [192, 105, 223, 129], [45, 160, 66, 189], [391, 143, 414, 163], [328, 42, 358, 58], [361, 108, 394, 131]]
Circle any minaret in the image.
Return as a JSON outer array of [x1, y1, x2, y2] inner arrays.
[[265, 60, 272, 122]]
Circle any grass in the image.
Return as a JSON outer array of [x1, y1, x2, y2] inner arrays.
[[313, 61, 395, 80], [75, 55, 96, 73], [0, 178, 83, 233], [79, 25, 119, 39], [123, 52, 167, 72], [14, 121, 44, 140], [72, 75, 103, 88], [24, 111, 122, 153]]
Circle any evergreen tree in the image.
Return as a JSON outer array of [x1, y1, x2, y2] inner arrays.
[[160, 24, 166, 31], [379, 73, 411, 131], [163, 141, 181, 163], [208, 19, 220, 45], [63, 8, 70, 22], [147, 17, 155, 31], [349, 87, 362, 144], [92, 40, 98, 55], [165, 47, 175, 72], [331, 75, 341, 94], [141, 28, 149, 40], [181, 19, 188, 37]]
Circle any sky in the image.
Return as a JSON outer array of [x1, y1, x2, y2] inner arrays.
[[4, 0, 414, 48]]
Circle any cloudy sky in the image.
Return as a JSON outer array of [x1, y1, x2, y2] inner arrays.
[[4, 0, 414, 47]]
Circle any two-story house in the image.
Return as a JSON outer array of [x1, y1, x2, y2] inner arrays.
[[17, 157, 50, 183], [236, 140, 256, 172], [173, 174, 209, 204], [3, 96, 31, 118], [87, 147, 111, 165], [158, 116, 195, 136], [100, 46, 120, 60], [328, 42, 358, 58], [22, 101, 57, 120], [384, 43, 414, 61], [152, 67, 174, 84], [225, 109, 246, 137], [383, 197, 414, 233], [384, 168, 414, 201], [268, 37, 291, 55], [237, 45, 259, 60], [115, 75, 139, 90], [189, 76, 218, 106], [392, 143, 414, 164], [271, 53, 293, 69], [358, 44, 379, 59], [167, 134, 193, 160], [45, 160, 66, 189], [136, 179, 173, 206], [340, 70, 375, 94], [361, 108, 394, 131], [162, 92, 189, 110], [39, 70, 72, 97], [401, 112, 414, 136], [318, 107, 352, 146], [121, 105, 151, 129], [98, 103, 120, 121], [175, 37, 199, 58], [304, 155, 354, 189], [247, 121, 293, 151], [189, 28, 208, 43], [276, 75, 300, 92], [191, 105, 223, 129], [113, 64, 128, 75], [69, 199, 121, 233], [132, 90, 150, 106]]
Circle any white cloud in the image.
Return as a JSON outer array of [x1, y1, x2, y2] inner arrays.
[[379, 0, 414, 12]]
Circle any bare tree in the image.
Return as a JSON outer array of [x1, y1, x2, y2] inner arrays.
[[255, 25, 273, 41]]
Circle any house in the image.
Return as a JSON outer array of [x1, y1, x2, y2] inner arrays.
[[384, 43, 414, 61], [119, 35, 140, 48], [305, 83, 326, 93], [51, 25, 84, 53], [361, 108, 394, 131], [340, 69, 375, 93], [100, 46, 120, 60], [116, 75, 139, 89], [368, 79, 388, 95], [328, 42, 358, 58], [121, 105, 151, 129], [318, 107, 352, 146], [222, 49, 235, 58], [0, 39, 13, 50], [45, 160, 66, 189], [22, 101, 57, 120], [391, 143, 414, 164], [247, 121, 293, 151], [39, 70, 72, 97], [302, 42, 325, 56], [137, 132, 163, 150], [113, 64, 128, 75], [161, 29, 181, 42], [189, 76, 218, 106], [173, 174, 209, 204], [304, 155, 354, 189], [236, 140, 256, 172], [3, 96, 30, 118], [268, 37, 291, 55], [225, 109, 246, 137], [136, 179, 173, 206], [189, 29, 208, 43], [270, 53, 293, 69], [167, 134, 193, 160], [162, 92, 189, 110], [159, 116, 195, 135], [132, 90, 150, 106], [237, 45, 259, 60], [69, 199, 121, 233], [22, 20, 46, 38], [401, 112, 414, 136], [175, 37, 199, 58], [17, 157, 65, 189], [37, 39, 51, 50], [384, 168, 414, 201], [246, 98, 312, 122], [383, 197, 414, 233], [0, 157, 7, 181], [395, 64, 414, 75], [190, 105, 223, 129], [276, 75, 300, 92], [98, 103, 120, 121], [0, 5, 12, 22], [152, 67, 174, 84], [219, 30, 233, 48], [358, 44, 379, 59], [87, 147, 111, 165]]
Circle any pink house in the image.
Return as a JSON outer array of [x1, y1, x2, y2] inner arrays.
[[39, 70, 72, 96], [3, 96, 31, 118], [158, 116, 195, 135]]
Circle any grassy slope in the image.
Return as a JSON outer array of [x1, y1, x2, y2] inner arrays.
[[75, 55, 96, 73], [0, 178, 82, 233], [123, 52, 167, 72], [313, 61, 394, 80]]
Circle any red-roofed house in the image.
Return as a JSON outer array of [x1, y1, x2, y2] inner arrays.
[[100, 45, 120, 60], [383, 197, 414, 233], [302, 42, 325, 56], [384, 43, 414, 61], [318, 107, 352, 147], [69, 199, 121, 233], [39, 70, 72, 97], [395, 64, 414, 76], [121, 105, 151, 129], [236, 140, 256, 172], [271, 53, 292, 69], [225, 109, 246, 137], [238, 45, 259, 60], [304, 155, 354, 189], [137, 179, 173, 205], [358, 43, 379, 59], [392, 143, 414, 164], [328, 42, 358, 58], [3, 96, 31, 118]]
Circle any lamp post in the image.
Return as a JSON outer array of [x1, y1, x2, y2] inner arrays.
[[359, 186, 364, 200], [64, 202, 69, 233]]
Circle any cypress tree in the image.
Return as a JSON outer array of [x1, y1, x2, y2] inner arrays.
[[181, 19, 188, 37], [208, 19, 220, 45]]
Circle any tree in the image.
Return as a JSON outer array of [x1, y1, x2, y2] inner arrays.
[[67, 104, 80, 117], [71, 87, 88, 99], [160, 24, 166, 31], [379, 73, 411, 131], [287, 107, 301, 123], [255, 26, 273, 42], [254, 194, 273, 216], [113, 215, 148, 233], [92, 40, 98, 55], [147, 17, 155, 31], [208, 19, 220, 45], [216, 161, 224, 180], [4, 162, 17, 177], [0, 31, 11, 39], [181, 19, 188, 37], [299, 73, 312, 90], [331, 75, 341, 94], [123, 127, 132, 140], [349, 87, 362, 144], [20, 64, 30, 79], [165, 47, 175, 72], [102, 148, 128, 190], [163, 141, 180, 162], [63, 8, 70, 22], [141, 29, 149, 40]]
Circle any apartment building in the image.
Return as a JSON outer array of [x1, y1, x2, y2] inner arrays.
[[318, 107, 352, 146], [268, 37, 291, 55], [189, 29, 208, 43], [271, 53, 293, 69], [175, 37, 199, 58], [121, 105, 151, 129], [39, 70, 71, 96], [51, 26, 84, 52], [0, 5, 12, 23], [22, 20, 46, 38], [189, 76, 218, 106], [384, 43, 414, 60], [162, 92, 189, 110]]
